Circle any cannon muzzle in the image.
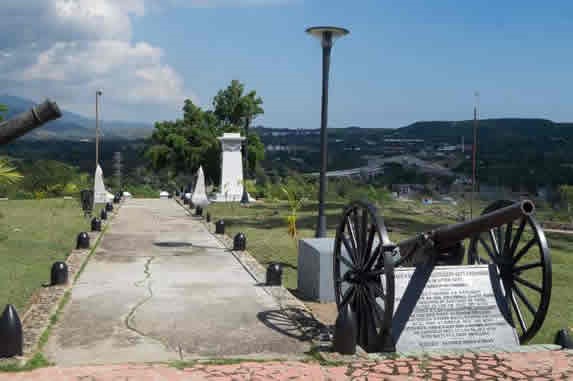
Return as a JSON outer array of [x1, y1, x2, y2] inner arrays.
[[0, 99, 62, 145], [431, 200, 535, 250]]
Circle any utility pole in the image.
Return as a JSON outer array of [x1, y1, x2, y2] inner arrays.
[[471, 91, 480, 218], [113, 151, 122, 190], [95, 90, 102, 165]]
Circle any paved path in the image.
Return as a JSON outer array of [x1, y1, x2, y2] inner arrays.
[[2, 350, 573, 380], [43, 199, 309, 366]]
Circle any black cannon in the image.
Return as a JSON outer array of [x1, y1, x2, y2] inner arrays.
[[0, 99, 62, 145], [333, 199, 551, 352]]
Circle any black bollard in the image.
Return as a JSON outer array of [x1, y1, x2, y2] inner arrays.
[[215, 220, 225, 234], [266, 263, 283, 286], [195, 206, 203, 216], [91, 217, 102, 232], [233, 232, 246, 251], [206, 212, 211, 223], [333, 304, 357, 355], [100, 208, 107, 221], [555, 328, 573, 349], [51, 261, 68, 286], [105, 202, 114, 212], [113, 195, 120, 204], [0, 304, 22, 358], [76, 232, 90, 250]]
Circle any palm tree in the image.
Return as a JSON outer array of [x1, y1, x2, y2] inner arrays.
[[0, 158, 22, 185]]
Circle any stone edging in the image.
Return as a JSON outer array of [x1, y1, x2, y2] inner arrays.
[[18, 202, 123, 361]]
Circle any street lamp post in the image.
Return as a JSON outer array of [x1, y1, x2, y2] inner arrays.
[[240, 116, 251, 204], [470, 91, 479, 219], [306, 26, 349, 238], [95, 90, 103, 165]]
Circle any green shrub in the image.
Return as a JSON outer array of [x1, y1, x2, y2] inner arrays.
[[11, 191, 34, 200], [125, 184, 158, 198]]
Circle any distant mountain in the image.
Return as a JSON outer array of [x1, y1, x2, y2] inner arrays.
[[394, 118, 573, 141], [0, 95, 153, 140]]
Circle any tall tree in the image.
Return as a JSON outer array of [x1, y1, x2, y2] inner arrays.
[[146, 99, 220, 184], [213, 80, 264, 176], [213, 80, 264, 130], [146, 80, 265, 185]]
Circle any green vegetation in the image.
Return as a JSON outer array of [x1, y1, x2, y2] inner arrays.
[[146, 80, 265, 187], [0, 198, 88, 311], [207, 196, 572, 345], [0, 353, 51, 372], [0, 160, 89, 200]]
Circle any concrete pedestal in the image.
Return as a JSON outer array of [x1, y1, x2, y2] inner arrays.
[[297, 238, 337, 302], [213, 133, 245, 202]]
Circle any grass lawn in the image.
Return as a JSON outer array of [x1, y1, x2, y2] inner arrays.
[[207, 198, 572, 345], [0, 198, 89, 312]]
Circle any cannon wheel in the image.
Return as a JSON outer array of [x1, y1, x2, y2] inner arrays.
[[333, 201, 395, 353], [468, 200, 551, 343]]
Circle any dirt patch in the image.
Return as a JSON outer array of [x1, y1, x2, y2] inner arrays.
[[304, 301, 338, 326]]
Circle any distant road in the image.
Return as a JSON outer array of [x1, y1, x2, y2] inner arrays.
[[543, 228, 573, 235], [305, 154, 454, 178]]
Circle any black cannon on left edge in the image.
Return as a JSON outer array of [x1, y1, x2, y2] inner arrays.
[[332, 199, 551, 353], [0, 99, 62, 145]]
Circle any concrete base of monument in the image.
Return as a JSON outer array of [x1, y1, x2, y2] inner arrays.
[[211, 192, 255, 202]]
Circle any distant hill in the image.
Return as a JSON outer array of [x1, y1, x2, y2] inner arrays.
[[0, 95, 153, 140], [394, 118, 573, 141]]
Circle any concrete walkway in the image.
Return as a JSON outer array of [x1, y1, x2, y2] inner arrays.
[[43, 199, 309, 366], [3, 350, 573, 380]]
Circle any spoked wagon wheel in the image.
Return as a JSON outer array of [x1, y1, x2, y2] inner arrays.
[[333, 201, 396, 353], [468, 200, 551, 343]]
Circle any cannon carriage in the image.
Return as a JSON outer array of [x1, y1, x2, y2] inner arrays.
[[333, 199, 551, 352]]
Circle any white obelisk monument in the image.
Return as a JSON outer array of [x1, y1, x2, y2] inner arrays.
[[214, 133, 245, 202], [191, 166, 209, 207], [93, 164, 111, 205]]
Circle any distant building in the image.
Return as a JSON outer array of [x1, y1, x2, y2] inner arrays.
[[391, 184, 426, 197]]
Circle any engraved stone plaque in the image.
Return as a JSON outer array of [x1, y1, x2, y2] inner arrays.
[[384, 264, 519, 351]]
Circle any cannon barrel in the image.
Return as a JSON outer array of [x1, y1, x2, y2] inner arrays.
[[0, 99, 62, 145], [431, 200, 535, 250]]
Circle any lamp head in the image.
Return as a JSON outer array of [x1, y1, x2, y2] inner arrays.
[[306, 26, 349, 48]]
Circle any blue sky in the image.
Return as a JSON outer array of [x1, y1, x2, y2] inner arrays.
[[1, 1, 572, 128]]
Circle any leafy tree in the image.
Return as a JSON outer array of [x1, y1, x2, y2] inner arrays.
[[213, 80, 265, 175], [20, 160, 80, 196], [213, 80, 264, 129], [146, 99, 220, 184], [146, 80, 265, 185]]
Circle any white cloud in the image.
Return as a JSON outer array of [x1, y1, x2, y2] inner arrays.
[[0, 0, 193, 121], [147, 0, 294, 10], [0, 0, 295, 121]]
